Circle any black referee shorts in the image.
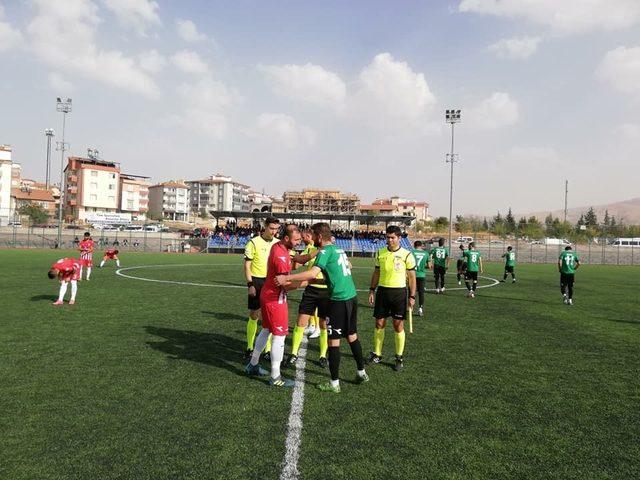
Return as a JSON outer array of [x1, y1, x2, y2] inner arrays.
[[373, 286, 407, 320], [326, 297, 358, 339], [247, 277, 265, 310], [298, 285, 329, 318]]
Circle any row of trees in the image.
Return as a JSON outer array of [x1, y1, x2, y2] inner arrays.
[[417, 207, 640, 240]]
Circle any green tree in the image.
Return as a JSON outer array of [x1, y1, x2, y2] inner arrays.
[[482, 217, 489, 230], [19, 203, 48, 224], [433, 216, 449, 230], [505, 207, 516, 233], [584, 207, 598, 227]]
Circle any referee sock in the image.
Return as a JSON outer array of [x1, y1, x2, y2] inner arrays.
[[264, 334, 272, 354], [328, 346, 341, 381], [348, 339, 365, 371], [246, 318, 258, 350], [291, 326, 305, 356], [319, 328, 328, 358], [311, 311, 318, 327], [395, 331, 405, 356], [373, 328, 385, 356]]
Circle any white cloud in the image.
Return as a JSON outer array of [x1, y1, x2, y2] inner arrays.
[[0, 4, 22, 52], [259, 63, 346, 111], [139, 49, 167, 74], [171, 50, 209, 75], [597, 46, 640, 98], [251, 113, 316, 149], [487, 36, 541, 59], [351, 52, 436, 128], [176, 18, 209, 43], [617, 123, 640, 139], [48, 72, 74, 92], [503, 146, 561, 170], [102, 0, 160, 35], [467, 92, 519, 129], [459, 0, 640, 35], [26, 0, 159, 98]]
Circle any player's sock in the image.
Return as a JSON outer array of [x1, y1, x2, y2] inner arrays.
[[503, 272, 508, 280], [270, 335, 285, 380], [86, 267, 92, 280], [264, 334, 272, 354], [99, 260, 105, 267], [250, 328, 270, 366], [319, 328, 328, 358], [328, 346, 340, 381], [394, 331, 405, 356], [457, 273, 461, 282], [373, 328, 385, 356], [348, 339, 365, 371], [116, 260, 120, 267], [291, 326, 305, 356], [246, 318, 258, 350], [58, 282, 68, 302], [465, 281, 471, 291], [79, 265, 83, 279], [472, 281, 478, 291], [568, 285, 573, 300], [70, 281, 77, 301]]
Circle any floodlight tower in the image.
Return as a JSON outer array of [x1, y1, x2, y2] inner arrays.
[[44, 128, 55, 189], [56, 97, 72, 247], [445, 109, 461, 252]]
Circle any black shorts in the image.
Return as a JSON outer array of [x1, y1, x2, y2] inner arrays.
[[465, 271, 478, 281], [247, 277, 265, 310], [373, 286, 407, 320], [298, 286, 329, 318], [504, 265, 514, 273], [456, 259, 465, 271], [416, 277, 426, 291], [560, 272, 575, 286], [326, 297, 358, 339], [434, 265, 447, 276]]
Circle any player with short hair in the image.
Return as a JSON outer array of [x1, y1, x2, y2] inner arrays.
[[244, 217, 280, 359], [411, 240, 429, 317], [286, 229, 328, 368], [463, 242, 483, 298], [48, 258, 81, 305], [244, 224, 302, 387], [501, 246, 516, 283], [99, 248, 120, 268], [276, 222, 368, 393], [558, 246, 580, 305], [431, 237, 449, 294], [367, 225, 417, 372], [78, 232, 95, 281], [456, 244, 466, 285]]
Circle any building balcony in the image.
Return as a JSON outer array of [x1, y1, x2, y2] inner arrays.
[[68, 186, 77, 193], [68, 175, 78, 183], [67, 199, 77, 206]]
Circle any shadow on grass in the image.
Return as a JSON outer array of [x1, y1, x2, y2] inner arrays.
[[481, 294, 557, 306], [31, 294, 56, 302], [200, 311, 246, 321], [145, 326, 248, 378]]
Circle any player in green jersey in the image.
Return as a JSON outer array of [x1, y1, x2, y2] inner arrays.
[[411, 240, 429, 316], [456, 244, 466, 285], [558, 246, 580, 305], [431, 238, 449, 294], [276, 223, 368, 393], [462, 242, 483, 298], [501, 246, 517, 283]]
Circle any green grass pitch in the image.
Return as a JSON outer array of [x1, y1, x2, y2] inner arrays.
[[2, 249, 639, 479]]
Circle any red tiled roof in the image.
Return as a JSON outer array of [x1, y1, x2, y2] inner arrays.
[[11, 188, 55, 202]]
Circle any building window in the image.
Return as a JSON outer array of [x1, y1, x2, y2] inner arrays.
[[90, 182, 98, 189], [127, 185, 134, 192], [111, 173, 116, 179], [108, 196, 115, 202], [127, 200, 134, 209], [90, 194, 97, 201], [90, 170, 98, 177], [108, 184, 115, 190]]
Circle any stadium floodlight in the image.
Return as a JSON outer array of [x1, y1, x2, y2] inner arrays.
[[44, 129, 55, 190], [56, 97, 72, 247], [445, 108, 462, 253]]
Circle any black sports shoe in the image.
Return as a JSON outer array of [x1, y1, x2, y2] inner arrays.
[[393, 355, 404, 372], [243, 348, 254, 360], [318, 356, 327, 368], [286, 354, 298, 367], [366, 352, 382, 365], [263, 351, 271, 362]]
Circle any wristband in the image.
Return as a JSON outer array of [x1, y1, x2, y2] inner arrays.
[[247, 281, 254, 287], [409, 295, 416, 300]]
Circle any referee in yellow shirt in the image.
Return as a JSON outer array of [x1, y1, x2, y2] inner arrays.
[[367, 225, 417, 372], [244, 216, 280, 359]]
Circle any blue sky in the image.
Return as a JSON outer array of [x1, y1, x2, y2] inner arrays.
[[1, 0, 639, 217]]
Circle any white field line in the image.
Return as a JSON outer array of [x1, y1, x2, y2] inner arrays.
[[279, 336, 308, 480], [115, 264, 500, 292]]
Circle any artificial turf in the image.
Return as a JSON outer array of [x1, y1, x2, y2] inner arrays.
[[1, 249, 638, 479]]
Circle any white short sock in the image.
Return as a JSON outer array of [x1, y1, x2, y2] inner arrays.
[[86, 267, 91, 280], [70, 281, 77, 301], [250, 328, 270, 366], [270, 335, 286, 380], [330, 379, 340, 388], [58, 282, 68, 302]]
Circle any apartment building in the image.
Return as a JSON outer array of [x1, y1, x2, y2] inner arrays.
[[119, 174, 150, 221], [282, 189, 359, 214], [363, 196, 430, 221], [148, 181, 190, 221], [10, 187, 57, 218], [186, 173, 251, 214], [0, 145, 13, 222], [63, 157, 121, 222]]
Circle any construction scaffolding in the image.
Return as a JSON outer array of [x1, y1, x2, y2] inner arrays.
[[282, 189, 359, 215]]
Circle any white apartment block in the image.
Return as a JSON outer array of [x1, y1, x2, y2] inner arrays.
[[64, 157, 120, 222], [119, 174, 150, 221], [186, 173, 250, 214], [0, 145, 12, 223], [148, 181, 190, 221]]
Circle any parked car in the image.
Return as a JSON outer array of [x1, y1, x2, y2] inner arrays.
[[123, 225, 144, 232], [144, 225, 161, 232], [65, 224, 83, 230], [178, 229, 194, 238], [101, 225, 120, 232], [8, 221, 22, 227]]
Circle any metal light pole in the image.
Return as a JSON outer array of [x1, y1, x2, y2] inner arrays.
[[564, 180, 568, 223], [445, 109, 461, 253], [45, 129, 54, 189], [56, 97, 72, 247]]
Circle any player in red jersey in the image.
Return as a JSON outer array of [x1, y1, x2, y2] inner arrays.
[[99, 248, 120, 268], [78, 232, 95, 281], [245, 224, 302, 387], [48, 258, 81, 305]]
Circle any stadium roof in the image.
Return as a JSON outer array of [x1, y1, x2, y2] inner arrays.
[[208, 210, 416, 225]]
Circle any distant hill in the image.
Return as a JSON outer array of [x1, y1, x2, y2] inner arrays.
[[524, 197, 640, 225]]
